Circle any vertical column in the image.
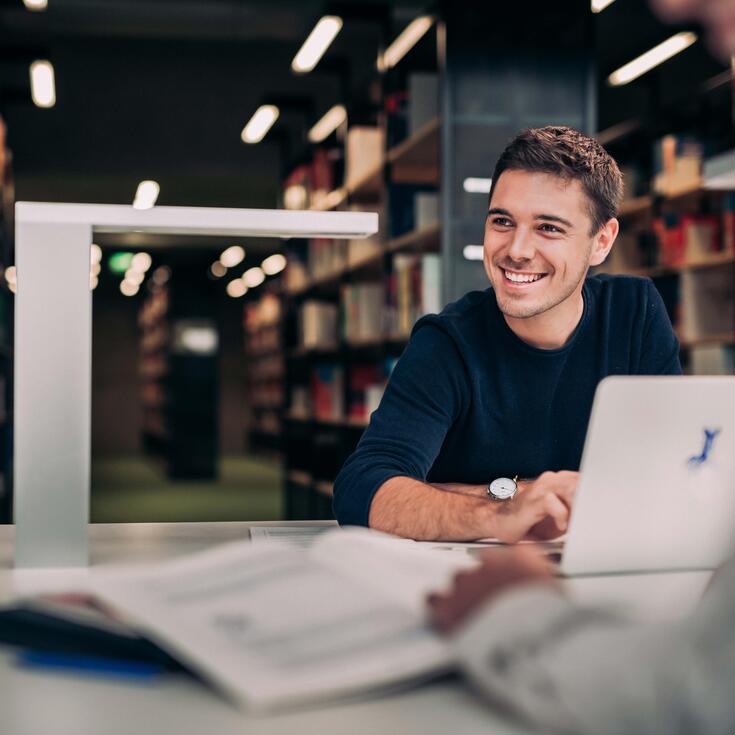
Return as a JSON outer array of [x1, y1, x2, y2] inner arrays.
[[14, 219, 92, 567], [439, 0, 595, 302]]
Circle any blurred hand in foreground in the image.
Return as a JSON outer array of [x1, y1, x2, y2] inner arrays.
[[428, 547, 559, 634]]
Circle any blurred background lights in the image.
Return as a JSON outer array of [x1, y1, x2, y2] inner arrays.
[[30, 60, 55, 108], [90, 244, 102, 265], [219, 245, 245, 268], [5, 266, 16, 286], [242, 267, 265, 288], [120, 280, 139, 297], [261, 253, 287, 275], [151, 265, 171, 285], [210, 261, 227, 278], [108, 252, 134, 274], [283, 184, 307, 210], [226, 279, 248, 298], [462, 244, 485, 261], [463, 177, 492, 194], [131, 252, 152, 272], [132, 180, 159, 210], [124, 269, 145, 286]]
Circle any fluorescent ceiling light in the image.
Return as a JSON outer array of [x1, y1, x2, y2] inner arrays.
[[377, 16, 434, 71], [462, 244, 484, 261], [292, 16, 343, 74], [226, 280, 248, 298], [608, 32, 697, 86], [591, 0, 615, 12], [241, 105, 279, 144], [262, 253, 287, 275], [30, 60, 55, 108], [220, 245, 245, 268], [242, 267, 265, 288], [23, 0, 48, 9], [308, 104, 347, 143], [133, 180, 159, 210], [463, 177, 492, 194]]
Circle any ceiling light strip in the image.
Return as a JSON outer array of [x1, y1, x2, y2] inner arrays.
[[377, 16, 434, 71], [608, 32, 697, 86], [292, 16, 343, 74]]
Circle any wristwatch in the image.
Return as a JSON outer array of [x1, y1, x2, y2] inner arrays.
[[487, 475, 518, 501]]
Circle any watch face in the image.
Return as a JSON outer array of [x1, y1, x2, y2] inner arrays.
[[489, 477, 516, 500]]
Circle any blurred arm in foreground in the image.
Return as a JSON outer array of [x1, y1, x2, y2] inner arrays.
[[429, 549, 735, 734]]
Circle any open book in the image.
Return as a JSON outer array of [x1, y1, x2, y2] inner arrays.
[[77, 528, 476, 711]]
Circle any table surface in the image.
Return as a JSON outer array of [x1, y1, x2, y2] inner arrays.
[[0, 521, 712, 735]]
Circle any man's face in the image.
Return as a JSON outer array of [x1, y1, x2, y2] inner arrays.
[[483, 170, 600, 320]]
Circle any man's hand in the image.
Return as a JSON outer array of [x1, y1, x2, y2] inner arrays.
[[493, 470, 578, 543], [368, 470, 578, 542], [428, 547, 558, 634]]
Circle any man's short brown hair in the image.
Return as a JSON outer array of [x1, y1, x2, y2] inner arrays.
[[489, 126, 623, 235]]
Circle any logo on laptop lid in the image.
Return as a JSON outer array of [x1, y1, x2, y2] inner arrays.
[[688, 428, 721, 468]]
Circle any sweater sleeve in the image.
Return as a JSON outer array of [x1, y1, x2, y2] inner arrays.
[[451, 559, 735, 734], [638, 279, 682, 375], [332, 321, 468, 527]]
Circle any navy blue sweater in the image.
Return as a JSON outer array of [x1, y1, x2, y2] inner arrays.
[[333, 275, 682, 526]]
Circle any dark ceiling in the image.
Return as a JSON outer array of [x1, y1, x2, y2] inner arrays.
[[0, 0, 730, 218], [0, 0, 425, 210]]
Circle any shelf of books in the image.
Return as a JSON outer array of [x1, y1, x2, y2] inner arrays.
[[597, 134, 735, 377], [244, 293, 284, 456], [275, 73, 441, 519]]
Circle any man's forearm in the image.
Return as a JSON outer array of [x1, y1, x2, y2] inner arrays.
[[368, 476, 497, 541]]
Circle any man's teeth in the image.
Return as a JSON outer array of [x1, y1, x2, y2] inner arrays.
[[504, 270, 544, 283]]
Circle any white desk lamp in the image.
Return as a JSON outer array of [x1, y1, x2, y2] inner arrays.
[[14, 202, 378, 567]]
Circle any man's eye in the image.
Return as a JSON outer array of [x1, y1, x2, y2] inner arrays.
[[539, 223, 561, 233], [491, 217, 512, 227]]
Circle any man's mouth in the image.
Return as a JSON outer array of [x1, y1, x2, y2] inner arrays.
[[501, 268, 548, 285]]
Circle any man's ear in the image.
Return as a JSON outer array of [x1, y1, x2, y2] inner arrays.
[[589, 218, 619, 267]]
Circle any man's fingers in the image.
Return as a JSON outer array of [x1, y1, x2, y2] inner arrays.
[[542, 493, 569, 533]]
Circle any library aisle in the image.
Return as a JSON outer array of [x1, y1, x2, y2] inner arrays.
[[90, 455, 282, 523]]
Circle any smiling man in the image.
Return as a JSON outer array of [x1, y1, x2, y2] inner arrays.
[[333, 126, 681, 541]]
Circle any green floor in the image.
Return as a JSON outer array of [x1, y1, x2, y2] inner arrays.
[[91, 454, 283, 523]]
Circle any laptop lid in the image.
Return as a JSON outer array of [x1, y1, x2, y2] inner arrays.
[[561, 376, 735, 576]]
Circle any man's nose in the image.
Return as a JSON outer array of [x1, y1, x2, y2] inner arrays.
[[506, 227, 535, 262]]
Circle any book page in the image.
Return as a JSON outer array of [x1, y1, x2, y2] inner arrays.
[[86, 534, 453, 711], [310, 528, 477, 618]]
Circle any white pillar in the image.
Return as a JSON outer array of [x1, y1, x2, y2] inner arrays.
[[14, 220, 92, 567]]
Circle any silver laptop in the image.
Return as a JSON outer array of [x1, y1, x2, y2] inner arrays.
[[561, 376, 735, 576]]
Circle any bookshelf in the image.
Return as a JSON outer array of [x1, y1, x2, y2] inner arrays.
[[279, 98, 441, 518], [598, 176, 735, 374], [138, 268, 219, 479], [244, 293, 284, 456]]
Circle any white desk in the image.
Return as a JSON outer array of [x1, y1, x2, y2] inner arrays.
[[0, 522, 711, 735]]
